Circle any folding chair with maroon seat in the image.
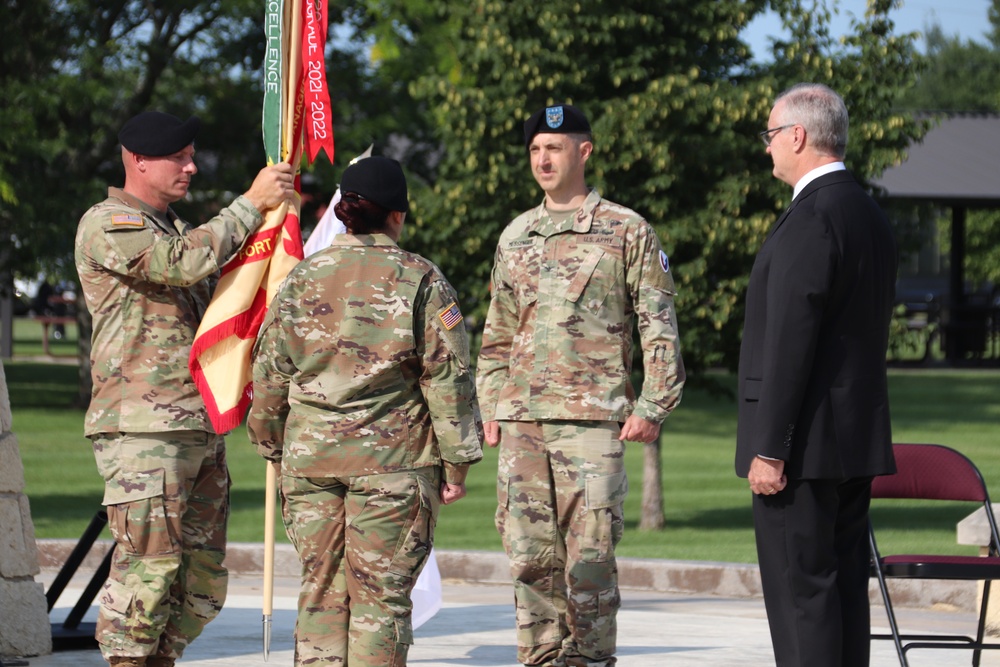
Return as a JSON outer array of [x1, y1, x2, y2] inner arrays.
[[869, 443, 1000, 666]]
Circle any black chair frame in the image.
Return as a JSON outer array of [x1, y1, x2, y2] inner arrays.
[[870, 443, 1000, 667]]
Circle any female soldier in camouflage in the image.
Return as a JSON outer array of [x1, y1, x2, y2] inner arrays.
[[248, 156, 484, 667]]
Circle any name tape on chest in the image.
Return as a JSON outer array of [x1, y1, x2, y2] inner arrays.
[[580, 234, 623, 247], [438, 302, 464, 330]]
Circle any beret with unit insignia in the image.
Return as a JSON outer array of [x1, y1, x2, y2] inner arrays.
[[524, 103, 592, 148]]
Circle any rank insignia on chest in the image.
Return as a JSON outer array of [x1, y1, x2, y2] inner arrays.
[[438, 302, 463, 330], [111, 214, 143, 227], [660, 250, 670, 273]]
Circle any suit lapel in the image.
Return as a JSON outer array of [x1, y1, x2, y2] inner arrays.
[[763, 170, 854, 244], [764, 203, 797, 244]]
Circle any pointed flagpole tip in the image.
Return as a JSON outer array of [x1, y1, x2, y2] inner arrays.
[[263, 614, 272, 661], [349, 144, 375, 166]]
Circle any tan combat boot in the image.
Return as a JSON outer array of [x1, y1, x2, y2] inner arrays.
[[146, 658, 175, 667], [107, 657, 146, 667]]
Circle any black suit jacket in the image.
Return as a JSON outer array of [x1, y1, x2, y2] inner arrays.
[[736, 170, 897, 480]]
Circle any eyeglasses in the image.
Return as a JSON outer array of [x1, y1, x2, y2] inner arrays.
[[758, 124, 797, 147]]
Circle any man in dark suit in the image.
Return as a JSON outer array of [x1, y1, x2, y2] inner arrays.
[[736, 83, 898, 667]]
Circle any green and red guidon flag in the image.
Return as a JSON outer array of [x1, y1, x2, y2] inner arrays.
[[190, 0, 334, 433]]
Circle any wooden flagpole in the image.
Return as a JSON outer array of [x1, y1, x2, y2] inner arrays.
[[258, 0, 330, 656], [262, 461, 278, 661], [261, 0, 299, 659]]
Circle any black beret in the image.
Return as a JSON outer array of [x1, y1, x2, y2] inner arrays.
[[118, 111, 200, 157], [339, 156, 409, 212], [524, 103, 592, 148]]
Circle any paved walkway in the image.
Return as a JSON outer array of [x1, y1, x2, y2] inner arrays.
[[22, 573, 1000, 666]]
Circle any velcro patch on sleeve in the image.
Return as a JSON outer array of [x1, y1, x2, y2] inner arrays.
[[438, 301, 464, 330], [111, 214, 144, 227]]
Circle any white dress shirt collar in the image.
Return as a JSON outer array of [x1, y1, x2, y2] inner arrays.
[[793, 161, 846, 200]]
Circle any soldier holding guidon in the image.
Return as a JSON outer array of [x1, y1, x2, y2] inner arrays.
[[74, 110, 295, 667]]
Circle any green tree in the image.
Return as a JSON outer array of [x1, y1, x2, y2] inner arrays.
[[411, 0, 923, 378], [0, 1, 73, 305], [409, 0, 924, 528], [1, 0, 930, 522], [898, 25, 1000, 112], [0, 1, 438, 394], [895, 4, 1000, 289]]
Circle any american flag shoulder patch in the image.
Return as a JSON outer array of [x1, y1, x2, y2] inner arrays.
[[111, 214, 144, 227], [438, 301, 463, 330]]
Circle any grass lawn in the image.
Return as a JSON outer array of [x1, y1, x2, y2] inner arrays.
[[4, 317, 999, 564], [6, 313, 81, 358]]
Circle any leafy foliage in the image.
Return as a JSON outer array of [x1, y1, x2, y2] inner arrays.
[[898, 25, 1000, 113], [409, 0, 925, 380], [1, 0, 933, 381], [1, 0, 264, 284], [0, 0, 442, 282], [894, 3, 1000, 290]]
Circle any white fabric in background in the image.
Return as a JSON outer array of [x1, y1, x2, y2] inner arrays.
[[302, 145, 372, 258], [411, 549, 443, 630], [302, 187, 347, 257]]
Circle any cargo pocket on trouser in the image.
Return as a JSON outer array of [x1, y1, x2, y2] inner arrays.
[[495, 473, 510, 548], [564, 471, 627, 662], [581, 470, 628, 563], [385, 472, 437, 640], [348, 470, 436, 667], [103, 468, 176, 557], [386, 469, 439, 581], [95, 578, 136, 652], [100, 468, 181, 655]]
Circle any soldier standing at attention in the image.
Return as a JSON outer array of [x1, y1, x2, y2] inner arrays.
[[75, 110, 295, 667], [248, 156, 484, 667], [476, 103, 686, 667]]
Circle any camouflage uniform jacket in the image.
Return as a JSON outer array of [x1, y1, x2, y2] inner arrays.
[[75, 187, 263, 436], [477, 189, 685, 424], [248, 233, 484, 482]]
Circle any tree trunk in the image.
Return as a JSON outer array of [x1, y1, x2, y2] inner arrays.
[[639, 439, 665, 530], [0, 245, 13, 359]]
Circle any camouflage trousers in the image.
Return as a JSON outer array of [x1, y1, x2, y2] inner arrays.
[[496, 421, 628, 667], [91, 431, 229, 662], [281, 466, 441, 666]]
